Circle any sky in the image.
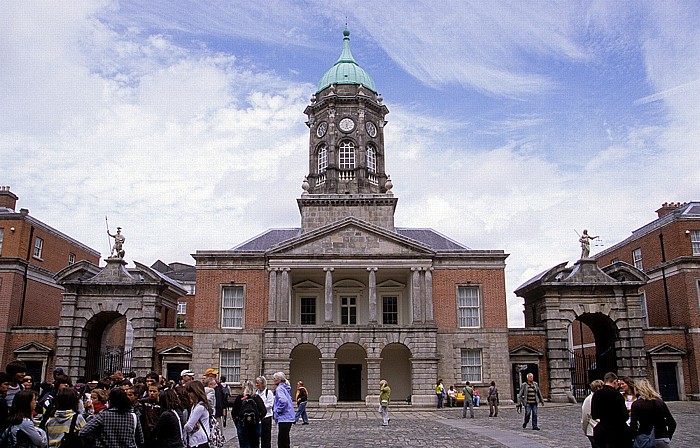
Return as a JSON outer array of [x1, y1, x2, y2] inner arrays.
[[2, 1, 699, 327]]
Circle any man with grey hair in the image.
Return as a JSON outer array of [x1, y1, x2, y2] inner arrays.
[[255, 376, 274, 448]]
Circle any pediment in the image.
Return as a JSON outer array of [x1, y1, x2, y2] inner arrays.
[[267, 217, 434, 257], [509, 345, 544, 357], [333, 279, 365, 288], [293, 280, 324, 289], [54, 260, 101, 283], [14, 341, 53, 355], [377, 280, 405, 288], [647, 343, 686, 356], [158, 343, 193, 356]]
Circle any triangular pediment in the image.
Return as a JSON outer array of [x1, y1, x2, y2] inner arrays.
[[14, 341, 53, 355], [267, 217, 435, 257], [158, 343, 193, 356], [509, 345, 544, 357], [647, 343, 686, 356], [54, 260, 101, 283]]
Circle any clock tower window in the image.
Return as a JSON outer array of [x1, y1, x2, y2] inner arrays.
[[367, 144, 377, 173], [339, 141, 355, 169], [317, 143, 328, 173]]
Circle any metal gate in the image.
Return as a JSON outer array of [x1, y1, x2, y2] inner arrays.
[[86, 347, 133, 379], [569, 344, 617, 402]]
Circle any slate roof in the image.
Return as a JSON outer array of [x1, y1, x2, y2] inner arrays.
[[231, 227, 469, 252]]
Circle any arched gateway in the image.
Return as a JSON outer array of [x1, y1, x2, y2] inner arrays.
[[54, 258, 186, 379], [515, 258, 648, 402]]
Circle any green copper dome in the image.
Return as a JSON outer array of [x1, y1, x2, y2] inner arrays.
[[316, 28, 377, 94]]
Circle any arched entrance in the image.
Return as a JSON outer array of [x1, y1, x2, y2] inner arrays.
[[84, 312, 132, 379], [569, 313, 618, 401], [336, 343, 367, 401], [380, 343, 412, 403], [290, 344, 322, 401]]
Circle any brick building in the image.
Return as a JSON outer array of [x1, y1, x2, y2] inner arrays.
[[595, 201, 700, 400], [0, 186, 100, 380], [187, 29, 512, 406]]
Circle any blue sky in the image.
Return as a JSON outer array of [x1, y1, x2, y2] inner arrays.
[[2, 1, 699, 326]]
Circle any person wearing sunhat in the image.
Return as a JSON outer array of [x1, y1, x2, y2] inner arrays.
[[180, 369, 195, 385]]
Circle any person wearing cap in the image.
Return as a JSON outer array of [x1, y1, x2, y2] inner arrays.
[[180, 370, 194, 385], [205, 369, 228, 431]]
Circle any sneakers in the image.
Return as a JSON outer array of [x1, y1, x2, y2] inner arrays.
[[533, 427, 540, 430], [522, 422, 527, 429]]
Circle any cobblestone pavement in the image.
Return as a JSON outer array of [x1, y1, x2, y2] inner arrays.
[[221, 401, 699, 447]]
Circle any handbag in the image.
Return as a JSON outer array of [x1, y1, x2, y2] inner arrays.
[[380, 400, 388, 408], [633, 427, 655, 448]]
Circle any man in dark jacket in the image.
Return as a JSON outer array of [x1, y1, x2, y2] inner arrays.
[[592, 372, 631, 448]]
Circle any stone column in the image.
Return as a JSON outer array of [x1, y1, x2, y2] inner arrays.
[[280, 268, 290, 323], [410, 358, 439, 407], [324, 268, 334, 323], [368, 267, 378, 323], [268, 268, 277, 322], [424, 268, 434, 322], [543, 308, 576, 403], [411, 268, 423, 323], [319, 358, 338, 406], [55, 292, 86, 379], [365, 357, 382, 405]]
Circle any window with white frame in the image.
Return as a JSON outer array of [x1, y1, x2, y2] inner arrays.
[[300, 297, 316, 325], [339, 141, 355, 169], [318, 144, 328, 173], [457, 286, 481, 328], [221, 285, 244, 328], [366, 145, 377, 173], [177, 301, 187, 315], [460, 349, 482, 382], [640, 291, 649, 328], [33, 237, 43, 259], [0, 228, 4, 255], [68, 253, 76, 265], [220, 350, 241, 383], [691, 230, 700, 256], [382, 296, 398, 325], [633, 248, 643, 270], [341, 296, 357, 325]]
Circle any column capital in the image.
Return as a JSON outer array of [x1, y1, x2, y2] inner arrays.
[[323, 267, 335, 272], [367, 267, 378, 272]]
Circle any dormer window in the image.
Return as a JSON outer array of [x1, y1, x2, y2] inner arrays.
[[339, 141, 355, 169]]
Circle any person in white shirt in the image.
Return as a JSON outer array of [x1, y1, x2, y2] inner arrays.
[[255, 376, 275, 448], [581, 379, 604, 447]]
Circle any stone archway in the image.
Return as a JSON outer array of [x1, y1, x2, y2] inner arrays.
[[84, 311, 128, 379], [290, 344, 322, 401], [569, 312, 619, 400], [380, 343, 412, 403], [336, 343, 367, 401]]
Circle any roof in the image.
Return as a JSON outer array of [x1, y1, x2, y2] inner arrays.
[[231, 226, 469, 253], [316, 28, 377, 93]]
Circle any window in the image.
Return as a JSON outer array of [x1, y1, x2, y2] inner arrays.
[[0, 228, 4, 255], [460, 349, 482, 382], [382, 296, 398, 325], [317, 144, 328, 173], [691, 230, 700, 256], [68, 253, 76, 265], [177, 301, 187, 315], [341, 296, 357, 325], [633, 248, 643, 270], [300, 297, 316, 325], [339, 141, 355, 169], [220, 350, 241, 383], [457, 286, 481, 328], [366, 145, 377, 173], [639, 291, 648, 328], [221, 285, 244, 328], [33, 237, 43, 259]]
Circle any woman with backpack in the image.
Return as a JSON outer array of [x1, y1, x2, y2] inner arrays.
[[5, 389, 47, 448], [231, 380, 266, 448], [42, 387, 86, 447], [183, 381, 211, 448], [151, 389, 185, 448]]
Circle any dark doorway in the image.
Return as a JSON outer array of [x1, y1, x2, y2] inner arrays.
[[338, 364, 362, 401], [570, 314, 618, 402], [24, 361, 43, 383], [657, 363, 679, 401], [512, 363, 539, 401], [167, 363, 189, 384]]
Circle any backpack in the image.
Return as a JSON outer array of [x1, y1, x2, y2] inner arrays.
[[58, 413, 84, 448], [239, 395, 260, 428]]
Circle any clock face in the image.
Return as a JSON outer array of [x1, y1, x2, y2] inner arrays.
[[316, 121, 328, 138], [338, 117, 355, 133], [365, 121, 377, 138]]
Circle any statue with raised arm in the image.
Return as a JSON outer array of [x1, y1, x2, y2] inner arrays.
[[108, 227, 126, 258], [579, 229, 598, 259]]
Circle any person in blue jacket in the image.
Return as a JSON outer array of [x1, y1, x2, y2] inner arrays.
[[272, 372, 295, 448]]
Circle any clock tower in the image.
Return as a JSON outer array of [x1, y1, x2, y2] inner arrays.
[[299, 28, 397, 232]]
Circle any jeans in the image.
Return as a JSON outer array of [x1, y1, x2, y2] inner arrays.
[[294, 401, 308, 424], [436, 393, 444, 408], [379, 404, 389, 425], [523, 403, 538, 428], [236, 422, 260, 448], [462, 397, 474, 418], [488, 398, 498, 417]]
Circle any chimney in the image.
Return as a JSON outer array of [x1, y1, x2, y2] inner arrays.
[[0, 186, 18, 211], [656, 201, 687, 218]]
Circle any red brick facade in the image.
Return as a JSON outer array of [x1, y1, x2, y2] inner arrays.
[[433, 269, 508, 329]]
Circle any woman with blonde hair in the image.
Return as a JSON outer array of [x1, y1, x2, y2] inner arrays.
[[378, 380, 391, 427], [630, 379, 676, 447]]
